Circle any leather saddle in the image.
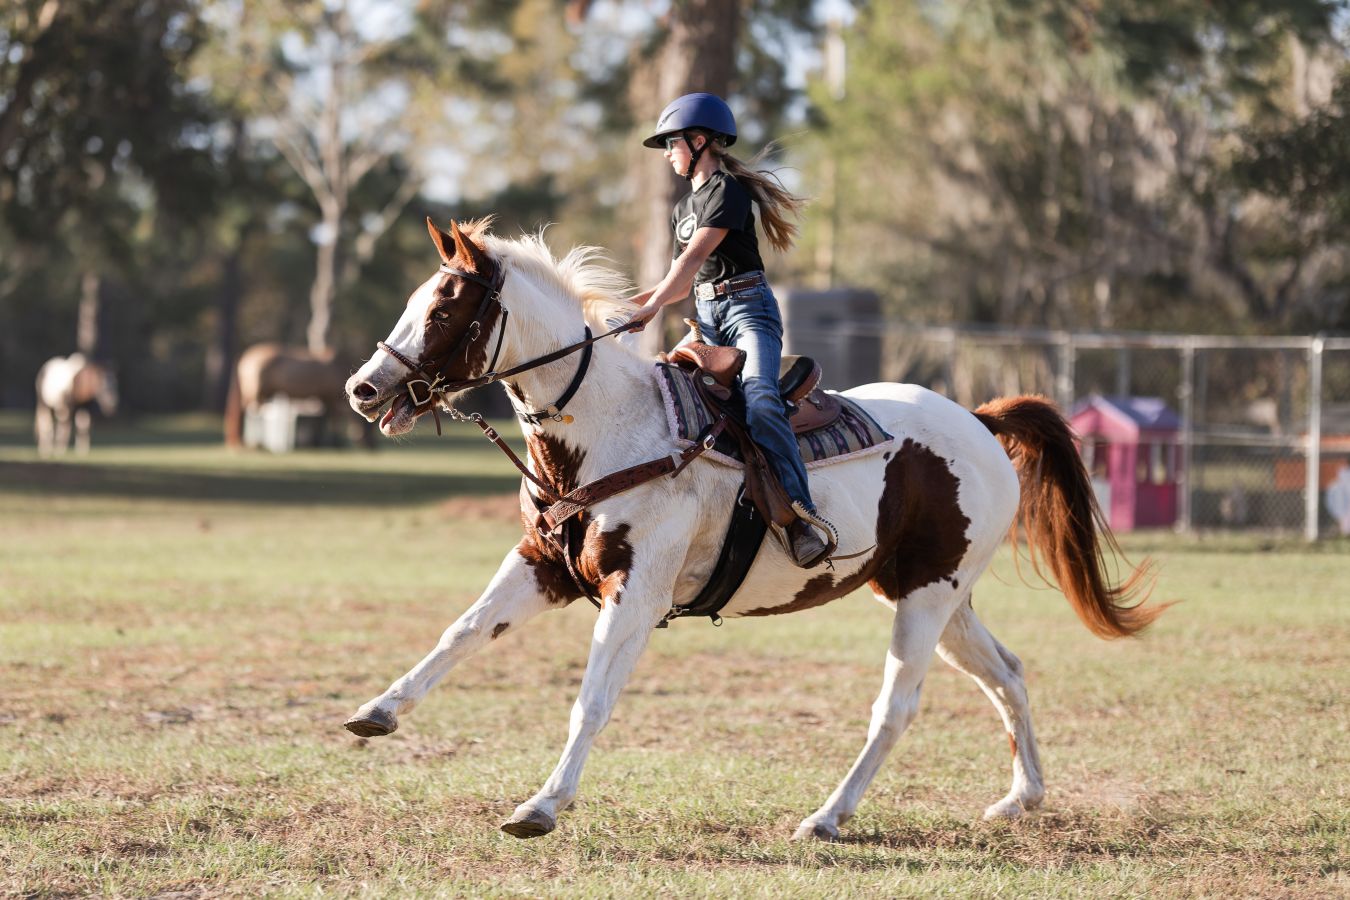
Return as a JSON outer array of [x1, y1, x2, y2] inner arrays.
[[667, 341, 843, 531], [667, 343, 842, 435]]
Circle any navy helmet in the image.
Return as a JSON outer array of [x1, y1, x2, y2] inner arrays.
[[642, 92, 738, 148]]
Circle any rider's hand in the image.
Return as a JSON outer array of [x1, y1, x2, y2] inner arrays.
[[626, 303, 660, 332]]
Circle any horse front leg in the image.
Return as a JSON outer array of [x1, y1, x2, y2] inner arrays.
[[344, 545, 566, 738], [501, 566, 671, 838], [52, 408, 72, 456], [74, 408, 92, 455]]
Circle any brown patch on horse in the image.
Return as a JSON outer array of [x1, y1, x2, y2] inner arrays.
[[1007, 732, 1018, 761], [517, 536, 580, 606], [577, 521, 634, 604], [71, 365, 102, 405], [868, 439, 971, 602], [743, 439, 970, 616], [525, 433, 586, 495], [491, 622, 510, 640], [515, 435, 630, 605], [516, 517, 632, 607], [743, 566, 878, 618], [419, 218, 503, 382]]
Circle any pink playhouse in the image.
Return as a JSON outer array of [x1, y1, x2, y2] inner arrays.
[[1070, 395, 1182, 532]]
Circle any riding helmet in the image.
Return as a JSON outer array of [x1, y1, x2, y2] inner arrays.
[[642, 92, 738, 148]]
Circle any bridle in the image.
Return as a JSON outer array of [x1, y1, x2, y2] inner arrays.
[[377, 261, 641, 434]]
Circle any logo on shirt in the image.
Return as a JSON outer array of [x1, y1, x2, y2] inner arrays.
[[675, 213, 697, 244]]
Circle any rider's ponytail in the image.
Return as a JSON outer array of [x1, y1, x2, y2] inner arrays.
[[711, 142, 806, 254]]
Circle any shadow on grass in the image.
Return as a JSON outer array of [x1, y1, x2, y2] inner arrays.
[[0, 459, 519, 506]]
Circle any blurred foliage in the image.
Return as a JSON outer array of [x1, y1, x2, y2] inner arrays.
[[799, 0, 1349, 334], [3, 0, 1350, 414]]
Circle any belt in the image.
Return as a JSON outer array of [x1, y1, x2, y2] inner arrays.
[[695, 272, 766, 301]]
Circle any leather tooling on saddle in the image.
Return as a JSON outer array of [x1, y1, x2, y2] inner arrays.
[[655, 358, 894, 469]]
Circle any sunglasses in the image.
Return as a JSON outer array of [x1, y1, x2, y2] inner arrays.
[[663, 135, 687, 151]]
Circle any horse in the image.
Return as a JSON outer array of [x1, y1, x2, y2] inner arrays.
[[341, 217, 1163, 841], [34, 353, 118, 457], [224, 343, 359, 448]]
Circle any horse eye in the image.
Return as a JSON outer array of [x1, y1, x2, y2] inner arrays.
[[432, 309, 450, 322]]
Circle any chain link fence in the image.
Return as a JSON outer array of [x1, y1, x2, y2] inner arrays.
[[783, 305, 1350, 539]]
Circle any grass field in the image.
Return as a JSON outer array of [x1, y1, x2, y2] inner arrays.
[[1, 411, 1347, 898]]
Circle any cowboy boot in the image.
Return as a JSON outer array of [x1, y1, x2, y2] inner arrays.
[[786, 518, 830, 569]]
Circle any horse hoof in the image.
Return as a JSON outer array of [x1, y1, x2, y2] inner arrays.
[[791, 820, 839, 842], [344, 707, 398, 737], [982, 798, 1027, 821], [501, 807, 556, 839]]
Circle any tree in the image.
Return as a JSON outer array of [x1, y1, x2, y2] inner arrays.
[[202, 0, 447, 354], [564, 0, 815, 350], [802, 0, 1344, 334], [0, 0, 221, 400]]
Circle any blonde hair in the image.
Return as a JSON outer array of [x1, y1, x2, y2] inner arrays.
[[708, 139, 807, 254]]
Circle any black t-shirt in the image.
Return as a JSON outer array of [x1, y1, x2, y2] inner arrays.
[[671, 171, 764, 285]]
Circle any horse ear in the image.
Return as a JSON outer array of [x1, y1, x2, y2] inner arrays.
[[449, 220, 491, 275], [427, 217, 456, 266]]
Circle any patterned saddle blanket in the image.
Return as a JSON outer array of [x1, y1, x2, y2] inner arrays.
[[655, 363, 893, 469]]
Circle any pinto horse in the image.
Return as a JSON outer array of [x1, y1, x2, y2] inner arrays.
[[343, 218, 1162, 841], [35, 353, 118, 457]]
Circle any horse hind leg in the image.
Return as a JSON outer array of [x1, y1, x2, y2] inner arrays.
[[792, 581, 958, 842], [936, 599, 1045, 819], [35, 404, 53, 457]]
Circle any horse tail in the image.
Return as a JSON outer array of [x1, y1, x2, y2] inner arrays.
[[973, 395, 1165, 639], [224, 360, 243, 448]]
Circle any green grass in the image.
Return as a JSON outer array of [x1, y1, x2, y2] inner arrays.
[[1, 412, 1347, 898]]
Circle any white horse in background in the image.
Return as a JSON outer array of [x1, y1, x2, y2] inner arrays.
[[35, 354, 118, 457], [342, 218, 1165, 841]]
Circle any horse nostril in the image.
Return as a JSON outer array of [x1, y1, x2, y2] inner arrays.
[[353, 382, 378, 401]]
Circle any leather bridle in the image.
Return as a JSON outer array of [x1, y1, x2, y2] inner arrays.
[[377, 262, 640, 434]]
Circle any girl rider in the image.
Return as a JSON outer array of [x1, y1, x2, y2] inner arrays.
[[624, 92, 833, 569]]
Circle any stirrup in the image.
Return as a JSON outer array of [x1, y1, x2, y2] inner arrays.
[[791, 500, 840, 562]]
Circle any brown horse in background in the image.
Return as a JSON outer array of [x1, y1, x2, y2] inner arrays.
[[224, 343, 360, 448]]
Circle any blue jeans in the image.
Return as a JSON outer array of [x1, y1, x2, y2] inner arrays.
[[695, 276, 814, 511]]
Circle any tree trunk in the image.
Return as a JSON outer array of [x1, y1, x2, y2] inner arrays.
[[77, 270, 100, 356], [307, 199, 341, 355], [626, 0, 742, 354], [207, 241, 245, 411]]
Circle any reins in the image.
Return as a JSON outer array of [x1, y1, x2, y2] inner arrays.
[[377, 262, 729, 608], [378, 262, 641, 435], [376, 260, 855, 612]]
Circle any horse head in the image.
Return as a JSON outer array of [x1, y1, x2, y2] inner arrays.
[[94, 366, 118, 416], [71, 357, 118, 416], [347, 218, 508, 436]]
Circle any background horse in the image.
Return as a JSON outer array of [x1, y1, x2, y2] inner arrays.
[[34, 354, 118, 457], [224, 343, 361, 448], [341, 218, 1164, 841]]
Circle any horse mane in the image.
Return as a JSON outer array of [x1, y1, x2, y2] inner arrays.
[[459, 219, 639, 342]]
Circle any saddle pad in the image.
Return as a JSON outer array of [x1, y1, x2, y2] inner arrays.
[[655, 363, 893, 470]]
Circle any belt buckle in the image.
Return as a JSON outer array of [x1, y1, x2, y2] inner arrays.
[[695, 282, 715, 301]]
